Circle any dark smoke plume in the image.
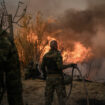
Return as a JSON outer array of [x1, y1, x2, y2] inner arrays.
[[48, 2, 105, 58]]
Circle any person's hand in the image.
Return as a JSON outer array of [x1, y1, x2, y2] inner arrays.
[[71, 63, 77, 68]]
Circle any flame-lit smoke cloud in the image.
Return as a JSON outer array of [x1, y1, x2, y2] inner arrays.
[[6, 0, 105, 81], [53, 0, 105, 81], [48, 0, 105, 59], [5, 0, 105, 58]]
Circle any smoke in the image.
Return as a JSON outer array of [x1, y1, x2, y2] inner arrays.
[[88, 0, 105, 8], [5, 0, 105, 58], [5, 0, 105, 81], [50, 0, 105, 81], [6, 0, 88, 16], [92, 26, 105, 57], [48, 1, 105, 59]]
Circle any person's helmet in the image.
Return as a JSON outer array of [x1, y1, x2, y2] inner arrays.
[[50, 40, 58, 49]]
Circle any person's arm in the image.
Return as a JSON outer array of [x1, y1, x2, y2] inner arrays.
[[63, 64, 77, 69], [56, 52, 77, 70], [41, 55, 47, 79], [62, 64, 73, 69]]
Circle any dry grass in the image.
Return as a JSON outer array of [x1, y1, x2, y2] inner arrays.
[[23, 79, 105, 105], [2, 79, 105, 105]]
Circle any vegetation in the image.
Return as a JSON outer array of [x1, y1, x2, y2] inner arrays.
[[3, 80, 105, 105], [15, 12, 50, 68]]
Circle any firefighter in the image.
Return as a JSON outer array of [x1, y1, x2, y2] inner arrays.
[[41, 40, 76, 105], [0, 30, 24, 105]]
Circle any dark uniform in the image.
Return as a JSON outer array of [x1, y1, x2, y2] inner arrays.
[[41, 40, 74, 105], [0, 32, 24, 105]]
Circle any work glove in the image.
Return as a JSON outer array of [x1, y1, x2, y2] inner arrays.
[[71, 63, 77, 68]]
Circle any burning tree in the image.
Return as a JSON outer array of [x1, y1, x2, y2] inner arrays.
[[15, 15, 33, 66], [15, 12, 49, 68]]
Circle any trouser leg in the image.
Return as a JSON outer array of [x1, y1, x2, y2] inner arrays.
[[45, 80, 55, 105], [56, 81, 66, 105]]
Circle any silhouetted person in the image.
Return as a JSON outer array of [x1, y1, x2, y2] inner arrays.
[[0, 29, 24, 105], [41, 40, 76, 105]]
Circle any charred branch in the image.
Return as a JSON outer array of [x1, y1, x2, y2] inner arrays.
[[0, 0, 28, 36]]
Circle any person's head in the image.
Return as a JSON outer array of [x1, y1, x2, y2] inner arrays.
[[50, 40, 58, 50]]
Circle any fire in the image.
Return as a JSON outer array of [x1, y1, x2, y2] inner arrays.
[[62, 42, 91, 63], [27, 32, 38, 43], [42, 36, 92, 63], [26, 34, 92, 63]]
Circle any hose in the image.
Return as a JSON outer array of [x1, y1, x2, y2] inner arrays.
[[76, 67, 89, 105], [65, 67, 89, 105], [66, 67, 74, 100]]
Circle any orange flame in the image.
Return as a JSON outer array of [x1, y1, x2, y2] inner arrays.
[[27, 32, 38, 43], [26, 34, 92, 63], [41, 36, 92, 63], [62, 42, 91, 63]]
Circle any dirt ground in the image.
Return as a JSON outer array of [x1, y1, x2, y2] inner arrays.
[[23, 79, 105, 105], [2, 79, 105, 105]]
